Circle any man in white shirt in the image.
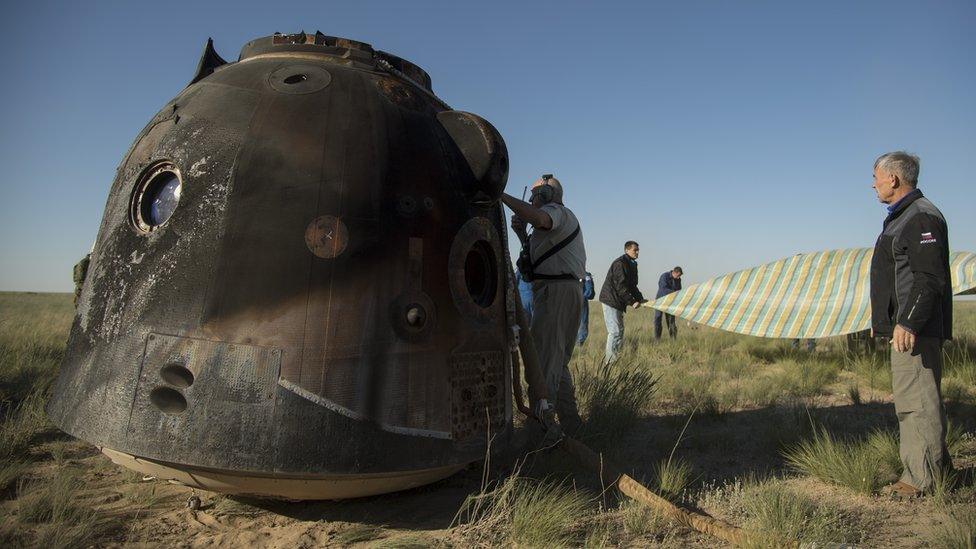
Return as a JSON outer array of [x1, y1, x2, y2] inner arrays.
[[503, 175, 586, 436]]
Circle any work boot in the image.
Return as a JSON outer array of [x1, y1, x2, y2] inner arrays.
[[881, 481, 922, 500]]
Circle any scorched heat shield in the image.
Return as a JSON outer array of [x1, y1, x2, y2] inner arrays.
[[47, 32, 515, 499]]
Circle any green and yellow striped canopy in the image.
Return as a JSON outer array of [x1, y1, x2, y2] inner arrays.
[[648, 249, 976, 339]]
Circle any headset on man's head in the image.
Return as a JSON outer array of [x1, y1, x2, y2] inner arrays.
[[532, 173, 556, 204]]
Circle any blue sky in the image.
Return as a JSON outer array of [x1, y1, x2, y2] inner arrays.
[[1, 0, 973, 293]]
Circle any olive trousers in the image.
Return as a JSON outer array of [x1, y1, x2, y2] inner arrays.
[[530, 279, 584, 435], [890, 336, 950, 491]]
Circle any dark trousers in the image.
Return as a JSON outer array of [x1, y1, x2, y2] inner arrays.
[[654, 311, 677, 339]]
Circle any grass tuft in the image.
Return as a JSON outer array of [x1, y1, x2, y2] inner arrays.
[[783, 426, 899, 494], [654, 458, 694, 501], [0, 459, 29, 497], [575, 359, 657, 445], [928, 505, 976, 549], [0, 390, 50, 460], [454, 472, 590, 547], [335, 524, 385, 545], [15, 468, 99, 548], [737, 480, 860, 548]]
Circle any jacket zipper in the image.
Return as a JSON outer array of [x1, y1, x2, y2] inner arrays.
[[891, 237, 899, 329]]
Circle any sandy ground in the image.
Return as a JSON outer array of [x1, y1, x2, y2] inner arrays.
[[8, 386, 971, 548]]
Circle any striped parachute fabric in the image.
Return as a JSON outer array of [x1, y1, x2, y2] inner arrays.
[[953, 251, 976, 296], [649, 249, 976, 339]]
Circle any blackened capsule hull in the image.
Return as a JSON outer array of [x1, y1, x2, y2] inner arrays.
[[47, 33, 514, 499]]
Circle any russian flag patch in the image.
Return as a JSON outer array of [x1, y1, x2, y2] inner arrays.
[[920, 232, 937, 244]]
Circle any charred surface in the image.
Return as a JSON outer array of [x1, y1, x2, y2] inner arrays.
[[47, 32, 513, 489]]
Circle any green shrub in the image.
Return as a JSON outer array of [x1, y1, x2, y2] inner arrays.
[[654, 458, 694, 501], [575, 360, 657, 445], [783, 427, 899, 494]]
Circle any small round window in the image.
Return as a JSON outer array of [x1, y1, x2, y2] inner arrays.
[[131, 162, 182, 233], [464, 240, 498, 308]]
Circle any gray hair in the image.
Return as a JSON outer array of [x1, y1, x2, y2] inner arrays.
[[548, 178, 564, 203], [874, 151, 920, 187]]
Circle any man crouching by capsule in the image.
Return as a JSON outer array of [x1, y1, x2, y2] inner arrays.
[[503, 174, 587, 439]]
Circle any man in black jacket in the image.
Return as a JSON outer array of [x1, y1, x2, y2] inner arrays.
[[599, 241, 645, 363], [869, 151, 952, 498]]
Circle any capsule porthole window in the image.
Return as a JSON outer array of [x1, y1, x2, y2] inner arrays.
[[131, 162, 182, 233]]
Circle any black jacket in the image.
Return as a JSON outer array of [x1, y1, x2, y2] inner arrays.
[[599, 255, 644, 311], [870, 190, 952, 339]]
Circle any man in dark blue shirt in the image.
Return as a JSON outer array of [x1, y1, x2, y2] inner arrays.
[[655, 267, 683, 339], [869, 151, 952, 498], [577, 271, 595, 345]]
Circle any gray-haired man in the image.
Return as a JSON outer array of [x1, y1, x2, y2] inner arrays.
[[504, 175, 586, 436], [869, 151, 953, 498]]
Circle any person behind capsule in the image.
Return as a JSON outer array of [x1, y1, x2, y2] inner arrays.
[[577, 271, 595, 346], [503, 175, 586, 436]]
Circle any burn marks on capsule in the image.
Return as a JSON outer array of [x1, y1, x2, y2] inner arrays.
[[375, 77, 433, 112], [128, 333, 282, 463]]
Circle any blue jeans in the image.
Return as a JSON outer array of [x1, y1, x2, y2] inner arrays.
[[518, 278, 534, 324], [577, 302, 590, 345], [603, 304, 624, 364]]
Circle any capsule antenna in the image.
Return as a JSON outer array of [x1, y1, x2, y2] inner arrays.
[[188, 37, 227, 86]]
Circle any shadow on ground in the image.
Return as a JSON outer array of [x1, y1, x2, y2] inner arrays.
[[225, 399, 974, 532]]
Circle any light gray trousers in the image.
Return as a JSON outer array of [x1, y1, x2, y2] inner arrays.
[[530, 279, 584, 435], [890, 336, 950, 491]]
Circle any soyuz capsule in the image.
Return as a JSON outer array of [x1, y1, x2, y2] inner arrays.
[[47, 32, 515, 499]]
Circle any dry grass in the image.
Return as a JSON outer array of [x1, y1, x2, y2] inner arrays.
[[929, 504, 976, 549], [574, 358, 658, 446], [453, 470, 592, 547], [783, 426, 900, 494], [12, 468, 101, 548], [334, 523, 386, 545], [702, 476, 863, 548], [0, 390, 50, 461]]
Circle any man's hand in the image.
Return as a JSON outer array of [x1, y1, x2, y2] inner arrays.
[[511, 215, 528, 241], [531, 398, 563, 445], [891, 324, 916, 353], [632, 301, 641, 309], [532, 398, 552, 421]]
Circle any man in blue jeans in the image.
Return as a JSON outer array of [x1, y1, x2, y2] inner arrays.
[[516, 269, 534, 324], [598, 242, 646, 364]]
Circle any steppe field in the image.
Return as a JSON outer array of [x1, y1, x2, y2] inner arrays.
[[1, 291, 974, 548]]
